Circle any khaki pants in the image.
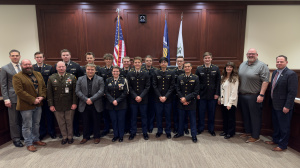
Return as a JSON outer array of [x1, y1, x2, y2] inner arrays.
[[54, 110, 75, 139]]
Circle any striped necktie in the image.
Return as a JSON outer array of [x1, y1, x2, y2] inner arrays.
[[271, 71, 279, 98]]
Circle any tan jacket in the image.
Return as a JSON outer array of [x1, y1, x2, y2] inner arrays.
[[12, 71, 46, 111], [219, 79, 239, 107]]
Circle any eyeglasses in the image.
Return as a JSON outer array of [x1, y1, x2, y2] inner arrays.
[[247, 53, 257, 56]]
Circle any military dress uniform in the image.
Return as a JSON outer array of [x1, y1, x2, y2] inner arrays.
[[33, 64, 56, 139], [152, 69, 175, 138], [47, 73, 77, 142], [105, 77, 128, 141], [175, 74, 200, 140], [142, 66, 158, 132], [127, 69, 150, 139], [195, 64, 221, 134]]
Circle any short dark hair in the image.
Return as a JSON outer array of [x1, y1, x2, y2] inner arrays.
[[145, 55, 152, 60], [9, 49, 20, 56], [176, 56, 184, 61], [34, 52, 44, 58], [159, 57, 168, 63], [85, 52, 95, 58], [133, 56, 142, 62], [60, 49, 71, 55], [203, 52, 212, 58], [276, 55, 288, 61], [103, 53, 113, 60], [184, 62, 192, 67]]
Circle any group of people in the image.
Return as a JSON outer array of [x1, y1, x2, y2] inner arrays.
[[0, 48, 297, 153]]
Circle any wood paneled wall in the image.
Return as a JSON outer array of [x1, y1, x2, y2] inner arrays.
[[36, 2, 246, 68]]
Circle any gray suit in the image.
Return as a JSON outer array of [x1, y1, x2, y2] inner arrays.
[[76, 75, 105, 112], [0, 62, 22, 141]]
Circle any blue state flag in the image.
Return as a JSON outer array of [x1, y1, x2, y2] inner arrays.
[[163, 20, 170, 65]]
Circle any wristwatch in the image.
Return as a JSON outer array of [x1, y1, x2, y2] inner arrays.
[[259, 94, 264, 97]]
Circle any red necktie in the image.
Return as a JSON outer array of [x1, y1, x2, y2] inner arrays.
[[271, 71, 279, 98]]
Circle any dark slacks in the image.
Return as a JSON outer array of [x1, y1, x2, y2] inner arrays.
[[272, 108, 293, 149], [198, 99, 217, 132], [8, 103, 22, 141], [172, 95, 188, 131], [239, 94, 262, 139], [109, 109, 126, 138], [155, 102, 172, 134], [130, 103, 148, 134], [82, 105, 101, 139], [124, 101, 131, 132], [221, 105, 236, 136], [39, 99, 56, 136], [147, 93, 155, 131], [178, 109, 197, 136], [102, 99, 111, 132]]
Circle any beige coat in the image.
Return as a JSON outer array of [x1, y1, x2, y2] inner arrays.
[[219, 78, 239, 107]]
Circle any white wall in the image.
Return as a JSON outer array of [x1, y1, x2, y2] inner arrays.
[[244, 5, 300, 69], [0, 5, 39, 67]]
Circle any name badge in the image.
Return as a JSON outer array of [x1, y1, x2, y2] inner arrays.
[[131, 77, 136, 80], [44, 70, 50, 72], [108, 83, 112, 86], [189, 80, 195, 82], [65, 87, 69, 93]]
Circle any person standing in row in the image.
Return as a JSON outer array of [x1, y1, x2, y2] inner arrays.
[[174, 62, 200, 143], [218, 62, 239, 139], [76, 64, 104, 144], [13, 59, 47, 152], [196, 52, 221, 136], [47, 61, 77, 145], [153, 57, 175, 139], [105, 66, 128, 142], [82, 52, 101, 76], [127, 57, 150, 140], [238, 48, 269, 143]]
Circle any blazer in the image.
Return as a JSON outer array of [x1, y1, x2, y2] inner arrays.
[[1, 62, 18, 103], [105, 77, 128, 111], [76, 74, 104, 112], [33, 63, 54, 86], [12, 71, 46, 111], [271, 67, 298, 110]]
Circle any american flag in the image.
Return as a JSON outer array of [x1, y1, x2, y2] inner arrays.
[[113, 16, 127, 68]]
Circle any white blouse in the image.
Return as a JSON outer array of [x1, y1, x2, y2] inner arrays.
[[219, 78, 239, 107]]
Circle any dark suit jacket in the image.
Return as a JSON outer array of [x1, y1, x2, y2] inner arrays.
[[271, 67, 298, 110], [76, 75, 104, 112], [12, 71, 46, 111], [0, 63, 18, 103], [127, 69, 150, 104], [105, 77, 128, 110]]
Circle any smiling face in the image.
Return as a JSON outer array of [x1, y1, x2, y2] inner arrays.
[[86, 55, 95, 64], [145, 58, 152, 67], [105, 58, 113, 67], [203, 55, 212, 65], [61, 52, 71, 63], [134, 59, 142, 70], [184, 63, 192, 74], [226, 65, 233, 75], [112, 68, 120, 78], [122, 58, 131, 68], [56, 61, 66, 75], [9, 52, 21, 64], [86, 66, 96, 78], [246, 48, 258, 64], [21, 59, 33, 74], [276, 56, 288, 70]]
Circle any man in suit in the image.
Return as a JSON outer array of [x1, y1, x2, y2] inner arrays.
[[76, 63, 104, 144], [54, 49, 83, 137], [0, 49, 23, 147], [265, 55, 298, 151], [174, 62, 200, 143], [33, 52, 56, 140], [47, 61, 77, 145], [127, 57, 150, 140], [12, 59, 47, 152]]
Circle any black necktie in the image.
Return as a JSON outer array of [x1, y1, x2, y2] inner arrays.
[[38, 67, 42, 72], [65, 63, 68, 67]]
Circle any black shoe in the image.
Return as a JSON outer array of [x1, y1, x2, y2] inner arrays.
[[112, 137, 119, 142], [129, 134, 135, 140], [143, 133, 149, 140], [192, 136, 197, 143], [100, 131, 109, 138], [119, 137, 123, 142], [148, 129, 153, 133], [73, 132, 81, 137], [224, 134, 233, 139], [59, 134, 63, 139], [61, 139, 68, 145], [156, 132, 162, 138], [197, 130, 203, 135], [173, 134, 184, 138], [124, 130, 129, 134], [184, 129, 189, 135], [50, 134, 57, 139], [13, 141, 24, 147], [173, 129, 178, 134], [209, 131, 216, 136], [166, 133, 171, 139], [39, 134, 46, 140], [68, 138, 74, 144], [219, 132, 226, 136]]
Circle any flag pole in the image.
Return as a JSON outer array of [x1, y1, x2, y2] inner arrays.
[[116, 8, 120, 66], [181, 12, 183, 20]]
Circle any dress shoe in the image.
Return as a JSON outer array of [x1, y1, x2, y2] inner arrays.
[[129, 134, 136, 140], [192, 136, 197, 143], [219, 132, 226, 136], [265, 141, 276, 145], [240, 133, 251, 138], [50, 134, 57, 139], [272, 146, 285, 151], [68, 138, 74, 144], [173, 134, 184, 138], [27, 145, 37, 152], [197, 130, 203, 135], [80, 138, 89, 144], [173, 129, 178, 134], [112, 137, 119, 142], [246, 137, 260, 143], [148, 129, 153, 133], [33, 141, 47, 146], [143, 133, 149, 140], [166, 133, 171, 139], [100, 131, 109, 137], [61, 139, 68, 145], [124, 130, 129, 134], [184, 129, 189, 135], [94, 138, 100, 144], [119, 137, 123, 142], [208, 131, 216, 136], [13, 141, 24, 147], [156, 132, 162, 138], [73, 132, 81, 137], [224, 134, 233, 139]]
